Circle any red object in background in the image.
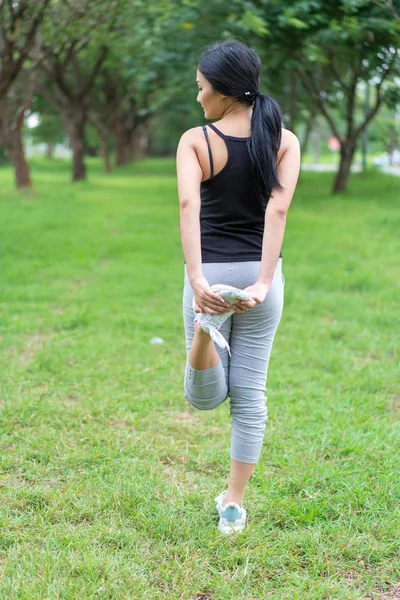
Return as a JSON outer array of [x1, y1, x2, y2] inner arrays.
[[328, 137, 341, 151]]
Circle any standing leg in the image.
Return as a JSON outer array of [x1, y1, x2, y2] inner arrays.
[[222, 459, 256, 508], [222, 259, 285, 507]]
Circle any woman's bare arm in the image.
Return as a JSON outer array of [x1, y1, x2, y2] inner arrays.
[[256, 129, 301, 287], [176, 129, 203, 284], [176, 129, 231, 315]]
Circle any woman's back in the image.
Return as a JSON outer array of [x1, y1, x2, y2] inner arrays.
[[199, 122, 266, 263]]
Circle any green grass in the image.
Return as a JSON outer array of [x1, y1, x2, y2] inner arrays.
[[0, 158, 399, 599]]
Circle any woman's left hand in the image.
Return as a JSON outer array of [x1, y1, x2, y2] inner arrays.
[[231, 282, 270, 313]]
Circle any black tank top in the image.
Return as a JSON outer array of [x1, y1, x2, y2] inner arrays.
[[199, 122, 282, 263]]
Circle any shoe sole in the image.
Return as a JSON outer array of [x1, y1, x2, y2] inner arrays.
[[215, 491, 247, 534], [218, 522, 246, 534]]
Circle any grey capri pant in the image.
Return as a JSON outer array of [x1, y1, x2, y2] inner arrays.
[[182, 258, 285, 464]]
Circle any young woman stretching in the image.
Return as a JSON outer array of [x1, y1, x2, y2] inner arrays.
[[176, 41, 300, 534]]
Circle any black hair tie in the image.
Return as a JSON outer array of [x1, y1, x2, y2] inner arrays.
[[244, 90, 260, 102]]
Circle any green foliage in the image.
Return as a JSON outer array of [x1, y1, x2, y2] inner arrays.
[[0, 0, 50, 97], [369, 107, 400, 151], [237, 9, 269, 36], [3, 0, 400, 186], [30, 113, 65, 146], [0, 147, 8, 165]]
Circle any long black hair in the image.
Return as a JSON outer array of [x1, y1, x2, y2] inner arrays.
[[198, 40, 283, 208]]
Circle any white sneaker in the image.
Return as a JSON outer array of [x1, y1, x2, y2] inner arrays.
[[193, 284, 252, 355], [214, 490, 247, 535]]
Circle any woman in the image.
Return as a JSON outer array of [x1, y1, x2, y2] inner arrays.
[[176, 41, 300, 535]]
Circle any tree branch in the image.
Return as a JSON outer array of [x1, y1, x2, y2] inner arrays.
[[354, 48, 399, 137], [52, 55, 74, 101], [60, 39, 81, 71], [88, 109, 109, 137], [371, 0, 400, 22], [0, 0, 51, 97], [78, 45, 108, 100], [345, 52, 363, 135], [297, 64, 342, 140], [6, 0, 16, 20], [36, 80, 62, 109], [326, 49, 349, 91]]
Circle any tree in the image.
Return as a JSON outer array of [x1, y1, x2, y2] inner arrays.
[[0, 0, 51, 188], [252, 0, 400, 192], [40, 42, 108, 181], [38, 0, 124, 181], [369, 107, 400, 160]]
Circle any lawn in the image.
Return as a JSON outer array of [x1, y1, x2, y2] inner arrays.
[[0, 158, 399, 599]]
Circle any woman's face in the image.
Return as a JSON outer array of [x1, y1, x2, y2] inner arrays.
[[196, 69, 225, 119]]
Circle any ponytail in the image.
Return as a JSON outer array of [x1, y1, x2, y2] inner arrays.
[[248, 93, 283, 209]]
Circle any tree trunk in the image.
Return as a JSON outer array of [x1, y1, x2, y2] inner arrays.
[[8, 123, 32, 189], [88, 111, 112, 173], [46, 143, 54, 159], [68, 119, 86, 181], [288, 70, 297, 134], [115, 124, 135, 165], [310, 118, 321, 164], [132, 121, 149, 160], [124, 137, 134, 163], [0, 101, 32, 189], [60, 106, 88, 181], [147, 122, 156, 156], [301, 102, 318, 156], [115, 118, 126, 166], [333, 138, 357, 193], [114, 105, 139, 166], [100, 134, 111, 172], [131, 132, 141, 161]]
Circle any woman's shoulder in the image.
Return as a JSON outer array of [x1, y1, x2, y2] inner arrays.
[[178, 125, 299, 149], [277, 128, 300, 162], [178, 126, 205, 144], [281, 128, 300, 149], [176, 127, 206, 157]]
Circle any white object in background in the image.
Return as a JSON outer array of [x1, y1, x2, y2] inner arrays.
[[150, 337, 164, 345]]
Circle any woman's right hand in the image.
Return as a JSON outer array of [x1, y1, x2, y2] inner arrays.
[[190, 276, 232, 315]]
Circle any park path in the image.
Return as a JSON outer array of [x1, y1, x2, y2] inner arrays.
[[301, 163, 400, 176]]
